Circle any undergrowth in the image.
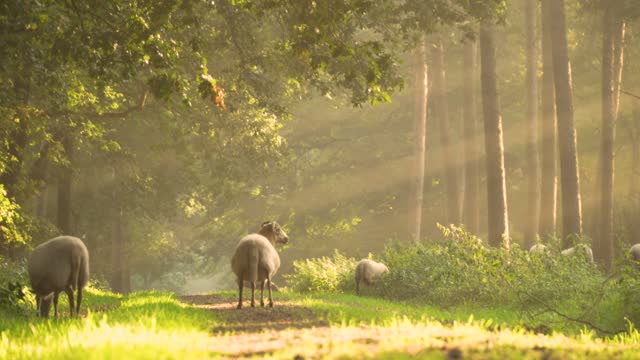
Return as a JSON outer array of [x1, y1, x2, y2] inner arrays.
[[285, 225, 640, 336]]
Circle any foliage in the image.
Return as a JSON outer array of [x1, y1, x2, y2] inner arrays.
[[287, 225, 640, 334], [0, 258, 31, 314], [285, 249, 358, 293]]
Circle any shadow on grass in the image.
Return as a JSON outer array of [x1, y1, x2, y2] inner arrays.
[[180, 294, 329, 333]]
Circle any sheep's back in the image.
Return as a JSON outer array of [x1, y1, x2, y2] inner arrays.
[[231, 234, 280, 279], [356, 259, 388, 284], [28, 236, 88, 294]]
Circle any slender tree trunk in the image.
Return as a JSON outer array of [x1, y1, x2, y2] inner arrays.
[[524, 0, 540, 248], [480, 24, 510, 249], [110, 206, 124, 293], [549, 0, 582, 247], [463, 39, 480, 235], [409, 36, 428, 242], [596, 9, 625, 269], [57, 136, 73, 234], [539, 0, 558, 239], [432, 37, 461, 225]]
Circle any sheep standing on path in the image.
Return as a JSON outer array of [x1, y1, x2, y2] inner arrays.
[[355, 259, 389, 295], [28, 236, 90, 318], [561, 244, 594, 263], [231, 221, 289, 309]]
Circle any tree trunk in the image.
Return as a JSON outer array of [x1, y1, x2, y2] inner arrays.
[[596, 8, 625, 269], [524, 0, 540, 248], [432, 37, 461, 225], [110, 205, 125, 293], [549, 0, 582, 247], [539, 0, 558, 239], [409, 35, 428, 243], [479, 24, 510, 249], [463, 39, 480, 235], [57, 136, 73, 235]]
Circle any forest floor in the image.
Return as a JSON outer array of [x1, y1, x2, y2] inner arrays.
[[179, 292, 639, 359], [1, 289, 640, 359]]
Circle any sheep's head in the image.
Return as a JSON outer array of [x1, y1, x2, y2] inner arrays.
[[259, 221, 289, 245]]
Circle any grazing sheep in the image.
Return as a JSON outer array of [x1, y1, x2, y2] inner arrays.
[[355, 259, 389, 295], [561, 244, 594, 263], [630, 244, 640, 267], [529, 244, 549, 256], [243, 280, 279, 292], [231, 221, 289, 309], [27, 236, 89, 318]]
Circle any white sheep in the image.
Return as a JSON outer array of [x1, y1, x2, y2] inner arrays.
[[231, 221, 289, 308], [28, 236, 90, 317], [529, 244, 549, 256], [561, 244, 594, 263], [630, 243, 640, 267], [355, 259, 389, 295]]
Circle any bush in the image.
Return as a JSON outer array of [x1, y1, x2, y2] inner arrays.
[[285, 249, 358, 293], [0, 257, 33, 314]]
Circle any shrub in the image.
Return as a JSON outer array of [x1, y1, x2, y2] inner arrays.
[[285, 249, 358, 293], [0, 257, 33, 314]]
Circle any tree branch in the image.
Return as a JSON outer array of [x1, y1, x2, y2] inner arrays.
[[621, 90, 640, 100]]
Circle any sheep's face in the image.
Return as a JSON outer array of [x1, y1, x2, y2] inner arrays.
[[260, 221, 289, 245]]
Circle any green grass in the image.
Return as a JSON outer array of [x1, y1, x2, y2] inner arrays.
[[1, 289, 639, 359]]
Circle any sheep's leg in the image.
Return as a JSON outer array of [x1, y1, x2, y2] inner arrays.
[[267, 277, 273, 308], [53, 291, 60, 318], [76, 287, 83, 316], [35, 294, 41, 316], [250, 281, 256, 307], [64, 288, 75, 317], [237, 274, 244, 309], [260, 280, 265, 307], [356, 280, 360, 295]]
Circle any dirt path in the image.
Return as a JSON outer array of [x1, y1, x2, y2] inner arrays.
[[179, 294, 465, 359]]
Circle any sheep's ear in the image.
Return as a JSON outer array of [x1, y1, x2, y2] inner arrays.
[[261, 221, 273, 229]]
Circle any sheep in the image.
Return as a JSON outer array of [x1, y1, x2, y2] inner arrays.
[[231, 221, 289, 309], [630, 243, 640, 268], [27, 235, 89, 318], [355, 259, 389, 295], [561, 244, 594, 263], [243, 280, 279, 292], [529, 244, 549, 256]]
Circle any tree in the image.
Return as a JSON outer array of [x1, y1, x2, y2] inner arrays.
[[463, 39, 480, 235], [431, 36, 461, 225], [595, 5, 625, 268], [480, 24, 510, 249], [538, 0, 558, 239], [550, 0, 583, 247], [409, 36, 428, 243], [524, 0, 540, 248]]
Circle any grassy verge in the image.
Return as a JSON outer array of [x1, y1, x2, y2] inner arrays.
[[0, 288, 217, 359], [1, 289, 639, 359]]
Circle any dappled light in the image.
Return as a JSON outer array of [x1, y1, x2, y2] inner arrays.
[[2, 0, 640, 358]]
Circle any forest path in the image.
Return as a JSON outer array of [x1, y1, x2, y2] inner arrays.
[[178, 293, 634, 359], [179, 293, 487, 359]]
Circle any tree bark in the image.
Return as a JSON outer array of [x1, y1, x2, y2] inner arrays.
[[539, 0, 558, 239], [549, 0, 583, 247], [409, 35, 428, 243], [479, 24, 510, 249], [432, 37, 461, 225], [463, 39, 480, 235], [596, 8, 625, 269], [524, 0, 540, 248], [57, 136, 73, 235]]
